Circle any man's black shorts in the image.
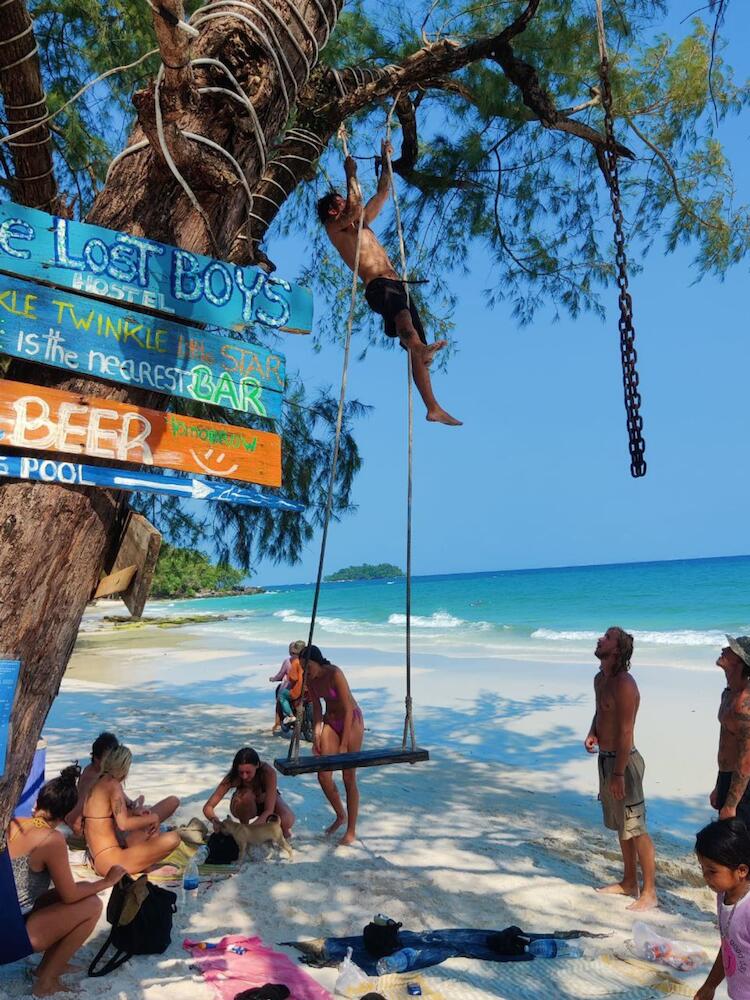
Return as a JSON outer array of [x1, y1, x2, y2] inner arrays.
[[364, 277, 427, 345], [716, 770, 750, 826]]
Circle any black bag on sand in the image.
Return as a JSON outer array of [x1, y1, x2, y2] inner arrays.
[[234, 987, 290, 1000], [205, 831, 240, 865], [487, 926, 530, 956], [88, 874, 177, 977], [362, 919, 402, 958]]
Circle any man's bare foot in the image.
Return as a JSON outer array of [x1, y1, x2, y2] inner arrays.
[[596, 881, 639, 898], [420, 340, 447, 367], [426, 407, 462, 426], [325, 813, 346, 836], [627, 891, 658, 911], [338, 831, 356, 846]]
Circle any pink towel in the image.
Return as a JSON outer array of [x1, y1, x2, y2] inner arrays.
[[184, 935, 333, 1000]]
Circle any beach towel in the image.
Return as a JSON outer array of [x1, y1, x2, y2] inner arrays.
[[337, 971, 446, 999], [184, 935, 333, 1000], [363, 957, 697, 999]]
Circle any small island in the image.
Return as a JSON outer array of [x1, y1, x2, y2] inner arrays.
[[325, 562, 404, 582]]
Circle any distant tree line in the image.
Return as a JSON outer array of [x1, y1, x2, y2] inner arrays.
[[151, 544, 248, 598]]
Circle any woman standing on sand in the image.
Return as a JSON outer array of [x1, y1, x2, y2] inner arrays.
[[83, 746, 181, 875], [4, 764, 126, 998], [203, 747, 295, 839], [302, 645, 364, 846]]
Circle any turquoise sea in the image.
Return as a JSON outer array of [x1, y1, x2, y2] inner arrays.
[[88, 554, 750, 667]]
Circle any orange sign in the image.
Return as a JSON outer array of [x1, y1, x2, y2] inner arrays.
[[0, 380, 281, 487]]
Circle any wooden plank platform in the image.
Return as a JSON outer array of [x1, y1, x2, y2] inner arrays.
[[274, 746, 430, 776]]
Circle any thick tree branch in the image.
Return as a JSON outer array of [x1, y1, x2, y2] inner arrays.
[[0, 0, 57, 209], [247, 0, 632, 244]]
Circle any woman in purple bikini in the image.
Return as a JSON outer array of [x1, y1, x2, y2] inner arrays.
[[301, 645, 364, 845]]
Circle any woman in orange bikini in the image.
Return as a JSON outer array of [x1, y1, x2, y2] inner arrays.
[[83, 745, 181, 875], [301, 645, 364, 845]]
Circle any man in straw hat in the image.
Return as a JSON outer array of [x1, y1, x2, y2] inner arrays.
[[712, 636, 750, 823]]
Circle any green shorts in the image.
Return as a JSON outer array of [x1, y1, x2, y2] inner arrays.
[[598, 749, 647, 840]]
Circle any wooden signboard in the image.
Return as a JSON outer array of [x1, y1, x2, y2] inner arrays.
[[0, 273, 285, 420], [0, 200, 313, 334], [0, 453, 305, 510], [111, 513, 161, 618], [0, 380, 281, 487], [0, 659, 20, 778], [94, 565, 137, 599]]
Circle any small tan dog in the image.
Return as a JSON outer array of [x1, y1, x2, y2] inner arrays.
[[220, 815, 293, 863]]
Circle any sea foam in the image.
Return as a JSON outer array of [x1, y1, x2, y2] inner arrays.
[[532, 627, 732, 647]]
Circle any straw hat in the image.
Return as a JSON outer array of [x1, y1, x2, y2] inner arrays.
[[726, 635, 750, 669]]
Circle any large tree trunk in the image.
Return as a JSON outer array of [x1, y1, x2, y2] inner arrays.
[[0, 0, 341, 832]]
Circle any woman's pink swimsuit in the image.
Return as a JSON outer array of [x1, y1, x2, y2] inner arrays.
[[324, 685, 363, 735]]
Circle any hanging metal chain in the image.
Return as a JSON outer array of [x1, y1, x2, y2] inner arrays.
[[596, 2, 647, 479]]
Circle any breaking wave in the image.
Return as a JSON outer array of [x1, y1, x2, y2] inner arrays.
[[531, 627, 732, 647]]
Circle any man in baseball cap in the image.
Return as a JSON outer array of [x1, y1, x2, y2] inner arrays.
[[711, 636, 750, 822]]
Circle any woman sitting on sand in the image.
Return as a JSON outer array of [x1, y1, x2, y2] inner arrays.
[[5, 764, 126, 998], [83, 745, 181, 875], [302, 644, 364, 846], [203, 747, 295, 839]]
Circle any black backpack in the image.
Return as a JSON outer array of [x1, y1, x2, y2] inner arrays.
[[88, 874, 176, 977], [205, 831, 240, 865], [362, 919, 402, 958]]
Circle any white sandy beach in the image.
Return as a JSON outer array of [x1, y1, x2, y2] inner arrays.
[[0, 609, 734, 999]]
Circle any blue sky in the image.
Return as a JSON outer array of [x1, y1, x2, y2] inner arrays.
[[254, 4, 750, 586]]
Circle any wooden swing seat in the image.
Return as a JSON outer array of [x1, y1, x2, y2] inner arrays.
[[274, 745, 429, 776]]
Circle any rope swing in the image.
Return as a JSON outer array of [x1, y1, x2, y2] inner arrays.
[[275, 120, 428, 776]]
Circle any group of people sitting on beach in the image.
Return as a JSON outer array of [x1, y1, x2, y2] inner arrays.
[[3, 643, 365, 996]]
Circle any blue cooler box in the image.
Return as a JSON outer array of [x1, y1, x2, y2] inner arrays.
[[13, 739, 47, 817]]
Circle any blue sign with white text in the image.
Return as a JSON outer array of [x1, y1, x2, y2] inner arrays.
[[0, 200, 313, 334], [0, 659, 20, 778]]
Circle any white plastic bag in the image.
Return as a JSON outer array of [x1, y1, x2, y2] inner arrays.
[[334, 946, 370, 995], [631, 921, 709, 972]]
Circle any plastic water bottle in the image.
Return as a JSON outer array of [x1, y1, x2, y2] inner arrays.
[[181, 856, 200, 909], [527, 939, 583, 959], [376, 947, 419, 975], [194, 845, 209, 866]]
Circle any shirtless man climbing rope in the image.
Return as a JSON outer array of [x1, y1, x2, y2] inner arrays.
[[317, 141, 461, 426]]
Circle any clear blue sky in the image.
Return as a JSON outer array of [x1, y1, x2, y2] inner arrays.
[[254, 4, 750, 586]]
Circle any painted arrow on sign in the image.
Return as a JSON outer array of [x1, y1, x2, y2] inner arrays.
[[0, 453, 305, 511], [0, 379, 281, 486], [0, 272, 285, 420], [0, 200, 313, 333]]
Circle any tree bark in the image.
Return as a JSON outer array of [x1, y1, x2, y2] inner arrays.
[[0, 0, 56, 209]]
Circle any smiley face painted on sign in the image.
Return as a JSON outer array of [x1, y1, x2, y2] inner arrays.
[[188, 448, 240, 478]]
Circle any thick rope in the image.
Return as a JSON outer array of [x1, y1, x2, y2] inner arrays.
[[384, 97, 417, 752], [288, 130, 366, 762]]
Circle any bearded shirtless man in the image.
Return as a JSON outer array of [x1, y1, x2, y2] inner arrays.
[[585, 626, 658, 910], [317, 142, 461, 426], [711, 636, 750, 822]]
